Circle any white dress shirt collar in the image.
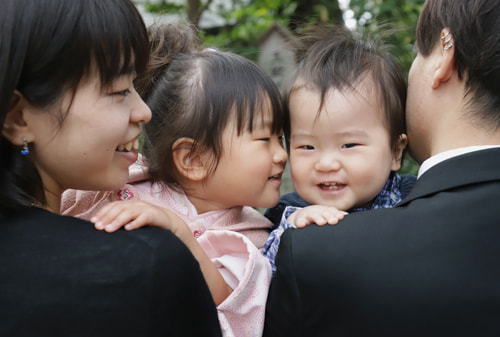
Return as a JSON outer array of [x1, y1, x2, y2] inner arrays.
[[417, 145, 500, 178]]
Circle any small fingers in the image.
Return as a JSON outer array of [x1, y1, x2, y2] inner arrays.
[[321, 210, 348, 226], [124, 213, 153, 231], [294, 208, 349, 228], [91, 202, 128, 231], [91, 201, 149, 233]]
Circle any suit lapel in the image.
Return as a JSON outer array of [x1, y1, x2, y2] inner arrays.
[[398, 148, 500, 206]]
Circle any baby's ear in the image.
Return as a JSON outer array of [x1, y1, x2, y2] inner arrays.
[[172, 137, 209, 181], [2, 91, 34, 146], [391, 134, 408, 171]]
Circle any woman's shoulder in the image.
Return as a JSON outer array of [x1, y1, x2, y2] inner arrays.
[[4, 206, 191, 262], [0, 207, 220, 335]]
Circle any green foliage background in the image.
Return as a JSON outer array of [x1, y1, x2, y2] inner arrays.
[[139, 0, 425, 175]]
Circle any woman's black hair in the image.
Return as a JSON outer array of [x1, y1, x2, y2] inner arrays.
[[0, 0, 149, 216]]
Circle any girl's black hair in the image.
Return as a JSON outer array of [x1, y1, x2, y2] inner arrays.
[[140, 27, 285, 186]]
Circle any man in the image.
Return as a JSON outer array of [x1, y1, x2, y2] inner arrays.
[[263, 1, 500, 336]]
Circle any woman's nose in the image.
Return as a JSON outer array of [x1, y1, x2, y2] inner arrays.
[[131, 89, 152, 124]]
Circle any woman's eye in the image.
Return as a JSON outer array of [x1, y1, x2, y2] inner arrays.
[[113, 89, 131, 97], [342, 143, 357, 149], [259, 137, 271, 142]]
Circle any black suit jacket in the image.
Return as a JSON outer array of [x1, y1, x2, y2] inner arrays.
[[0, 207, 221, 337], [264, 148, 500, 337]]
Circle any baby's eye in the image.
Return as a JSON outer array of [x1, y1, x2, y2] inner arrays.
[[259, 137, 271, 142], [342, 143, 357, 149], [298, 145, 315, 150]]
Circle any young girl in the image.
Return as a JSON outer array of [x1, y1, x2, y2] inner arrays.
[[0, 2, 220, 336], [62, 23, 288, 337]]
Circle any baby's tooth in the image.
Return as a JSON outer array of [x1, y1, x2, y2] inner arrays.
[[117, 145, 125, 151], [133, 138, 139, 150], [125, 142, 133, 151]]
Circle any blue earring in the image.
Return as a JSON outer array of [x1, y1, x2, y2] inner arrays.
[[21, 137, 29, 156]]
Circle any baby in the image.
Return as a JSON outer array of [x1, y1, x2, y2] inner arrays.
[[264, 25, 416, 274]]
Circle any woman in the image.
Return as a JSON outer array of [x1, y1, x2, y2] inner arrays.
[[0, 1, 221, 336]]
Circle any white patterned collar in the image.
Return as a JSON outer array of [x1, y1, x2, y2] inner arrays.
[[417, 145, 500, 179]]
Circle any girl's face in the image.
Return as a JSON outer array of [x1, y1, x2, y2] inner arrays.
[[25, 71, 151, 210], [189, 100, 288, 213], [288, 78, 404, 211]]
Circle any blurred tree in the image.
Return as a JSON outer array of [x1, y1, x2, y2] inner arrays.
[[348, 0, 424, 174], [140, 0, 423, 71], [140, 0, 343, 59], [139, 0, 423, 173], [349, 0, 424, 76]]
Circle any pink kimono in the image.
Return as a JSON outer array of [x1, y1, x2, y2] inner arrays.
[[61, 157, 273, 337]]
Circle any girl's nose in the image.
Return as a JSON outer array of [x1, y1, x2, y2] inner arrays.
[[273, 139, 288, 165]]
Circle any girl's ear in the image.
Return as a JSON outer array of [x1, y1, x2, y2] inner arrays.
[[391, 133, 408, 171], [172, 137, 209, 181], [2, 91, 34, 145]]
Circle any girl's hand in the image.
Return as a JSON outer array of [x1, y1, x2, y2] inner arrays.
[[91, 199, 232, 305], [91, 200, 187, 235], [287, 205, 348, 228]]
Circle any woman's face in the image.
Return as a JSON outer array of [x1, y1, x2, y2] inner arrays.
[[25, 71, 151, 209]]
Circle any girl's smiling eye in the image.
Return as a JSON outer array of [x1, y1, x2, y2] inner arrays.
[[277, 134, 285, 147]]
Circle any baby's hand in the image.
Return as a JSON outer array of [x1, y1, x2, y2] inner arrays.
[[91, 200, 186, 235], [287, 205, 348, 228]]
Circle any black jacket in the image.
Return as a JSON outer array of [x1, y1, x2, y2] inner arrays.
[[264, 148, 500, 337], [0, 207, 221, 337]]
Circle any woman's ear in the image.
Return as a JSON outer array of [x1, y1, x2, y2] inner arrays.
[[432, 28, 455, 89], [391, 133, 408, 171], [2, 90, 34, 145], [172, 137, 209, 181]]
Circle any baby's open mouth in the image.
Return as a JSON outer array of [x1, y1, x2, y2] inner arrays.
[[319, 182, 343, 190], [116, 139, 139, 152]]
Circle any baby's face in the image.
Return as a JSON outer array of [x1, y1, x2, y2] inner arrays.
[[288, 79, 402, 210]]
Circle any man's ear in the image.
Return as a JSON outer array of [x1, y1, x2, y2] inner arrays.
[[172, 137, 209, 181], [391, 133, 408, 171], [2, 90, 34, 145], [432, 28, 455, 89]]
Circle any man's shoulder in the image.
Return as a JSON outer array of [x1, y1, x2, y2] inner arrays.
[[280, 206, 408, 255]]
